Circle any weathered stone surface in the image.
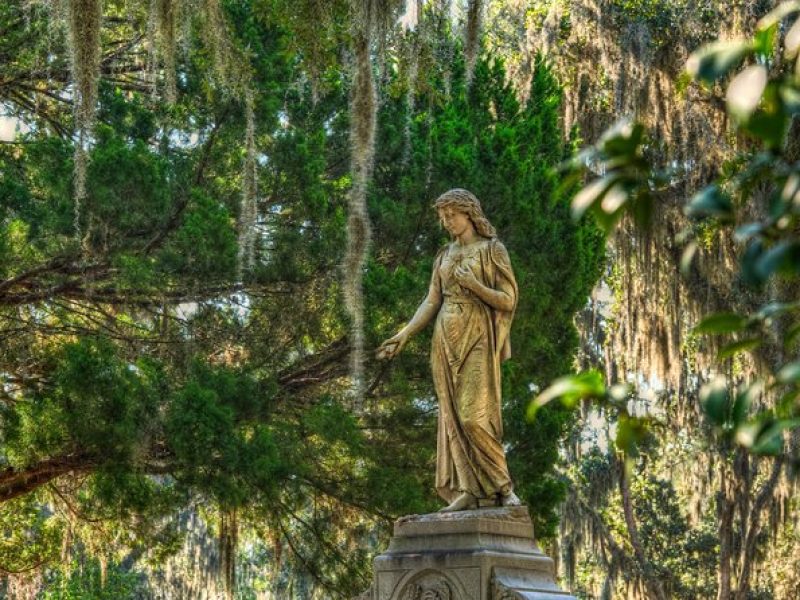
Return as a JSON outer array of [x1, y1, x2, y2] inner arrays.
[[364, 506, 576, 600]]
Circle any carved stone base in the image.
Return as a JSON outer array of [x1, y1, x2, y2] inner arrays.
[[364, 506, 576, 600]]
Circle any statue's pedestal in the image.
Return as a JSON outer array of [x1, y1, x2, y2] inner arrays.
[[368, 506, 575, 600]]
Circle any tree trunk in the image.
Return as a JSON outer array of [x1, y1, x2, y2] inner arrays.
[[717, 460, 734, 600], [734, 457, 783, 600], [617, 459, 667, 600]]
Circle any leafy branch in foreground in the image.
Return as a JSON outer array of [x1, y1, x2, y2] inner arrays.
[[534, 0, 800, 462]]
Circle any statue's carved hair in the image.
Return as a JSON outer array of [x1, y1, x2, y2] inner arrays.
[[434, 188, 497, 239]]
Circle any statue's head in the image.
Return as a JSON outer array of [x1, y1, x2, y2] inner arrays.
[[434, 188, 496, 239]]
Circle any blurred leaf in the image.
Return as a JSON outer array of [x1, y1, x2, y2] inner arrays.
[[727, 65, 768, 119], [753, 24, 778, 57], [693, 312, 747, 334], [734, 222, 765, 242], [757, 1, 800, 30], [680, 241, 698, 275], [785, 17, 800, 58], [686, 41, 752, 84], [785, 322, 800, 348], [684, 185, 733, 222], [701, 376, 730, 426], [741, 239, 766, 287], [599, 121, 644, 157], [529, 370, 606, 419], [755, 301, 800, 320], [743, 110, 789, 148], [777, 362, 800, 384], [732, 382, 762, 427], [781, 173, 800, 206], [571, 174, 621, 220], [755, 240, 800, 280], [614, 414, 648, 457], [779, 85, 800, 114], [718, 337, 762, 359], [750, 419, 800, 455]]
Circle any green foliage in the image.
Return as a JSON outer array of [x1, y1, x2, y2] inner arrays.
[[41, 559, 145, 599], [0, 1, 603, 596], [536, 1, 800, 463], [368, 47, 604, 538]]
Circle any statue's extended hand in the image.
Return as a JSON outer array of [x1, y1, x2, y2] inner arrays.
[[377, 330, 409, 360]]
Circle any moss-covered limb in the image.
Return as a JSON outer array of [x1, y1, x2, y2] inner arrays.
[[0, 454, 96, 503]]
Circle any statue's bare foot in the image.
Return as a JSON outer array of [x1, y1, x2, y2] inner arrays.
[[439, 492, 476, 512], [502, 490, 522, 507]]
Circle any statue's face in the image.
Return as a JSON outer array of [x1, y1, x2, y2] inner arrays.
[[438, 206, 472, 237]]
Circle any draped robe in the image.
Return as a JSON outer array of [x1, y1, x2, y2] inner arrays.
[[429, 238, 518, 502]]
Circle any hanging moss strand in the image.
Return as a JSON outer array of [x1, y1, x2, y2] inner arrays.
[[66, 0, 102, 239], [344, 2, 378, 404]]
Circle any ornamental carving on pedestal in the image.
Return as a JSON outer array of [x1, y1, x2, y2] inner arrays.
[[399, 571, 453, 600]]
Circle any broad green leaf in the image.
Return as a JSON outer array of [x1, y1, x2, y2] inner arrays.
[[727, 65, 767, 119], [718, 337, 762, 359], [684, 185, 733, 221], [693, 312, 747, 334], [686, 41, 752, 84]]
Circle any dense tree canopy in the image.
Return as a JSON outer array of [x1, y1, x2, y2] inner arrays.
[[0, 1, 603, 597]]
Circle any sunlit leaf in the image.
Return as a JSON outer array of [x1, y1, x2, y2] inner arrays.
[[753, 24, 778, 58], [779, 85, 800, 114], [758, 1, 800, 30], [782, 173, 800, 206], [686, 41, 752, 84], [727, 65, 768, 119], [528, 370, 606, 420], [786, 17, 800, 58], [571, 175, 621, 220], [680, 241, 698, 275]]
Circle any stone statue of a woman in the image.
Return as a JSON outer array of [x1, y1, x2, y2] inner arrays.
[[378, 188, 522, 512]]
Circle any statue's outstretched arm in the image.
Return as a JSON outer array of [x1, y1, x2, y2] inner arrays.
[[377, 252, 444, 360]]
